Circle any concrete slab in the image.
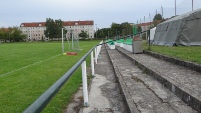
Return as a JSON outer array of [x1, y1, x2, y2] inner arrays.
[[116, 46, 201, 112], [82, 45, 127, 113], [107, 46, 198, 113], [82, 74, 112, 113]]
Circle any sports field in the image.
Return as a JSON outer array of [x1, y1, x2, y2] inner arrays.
[[0, 41, 99, 113]]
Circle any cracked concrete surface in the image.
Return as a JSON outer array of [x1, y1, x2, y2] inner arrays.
[[67, 44, 199, 113], [82, 46, 127, 113], [107, 47, 198, 113]]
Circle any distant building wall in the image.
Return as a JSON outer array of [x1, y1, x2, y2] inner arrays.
[[136, 20, 161, 32], [19, 20, 94, 41], [137, 22, 153, 32]]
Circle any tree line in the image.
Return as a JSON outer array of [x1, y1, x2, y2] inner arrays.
[[0, 27, 26, 43], [95, 13, 163, 39], [95, 22, 136, 39], [0, 14, 163, 42], [44, 18, 88, 40]]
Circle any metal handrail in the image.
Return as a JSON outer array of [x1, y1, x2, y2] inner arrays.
[[23, 43, 101, 113]]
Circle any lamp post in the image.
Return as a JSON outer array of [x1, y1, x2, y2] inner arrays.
[[175, 0, 176, 16], [161, 5, 163, 18]]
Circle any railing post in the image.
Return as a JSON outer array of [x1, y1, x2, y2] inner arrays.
[[94, 47, 97, 64], [97, 41, 103, 58], [97, 45, 100, 57], [91, 51, 95, 76], [81, 61, 89, 106]]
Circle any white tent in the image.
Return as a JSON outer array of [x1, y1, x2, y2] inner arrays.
[[153, 8, 201, 46], [150, 27, 156, 43]]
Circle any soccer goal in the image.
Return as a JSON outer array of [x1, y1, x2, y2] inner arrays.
[[62, 29, 81, 55]]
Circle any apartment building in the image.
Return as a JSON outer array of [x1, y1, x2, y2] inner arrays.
[[63, 20, 94, 39], [136, 20, 161, 32], [137, 22, 153, 32], [19, 20, 94, 41]]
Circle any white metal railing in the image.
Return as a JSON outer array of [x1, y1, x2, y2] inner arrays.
[[23, 41, 103, 113]]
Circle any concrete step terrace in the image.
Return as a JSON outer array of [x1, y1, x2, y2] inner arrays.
[[113, 46, 201, 112]]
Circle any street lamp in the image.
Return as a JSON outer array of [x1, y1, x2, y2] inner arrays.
[[175, 0, 176, 16]]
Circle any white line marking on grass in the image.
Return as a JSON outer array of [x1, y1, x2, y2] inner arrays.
[[0, 54, 61, 77]]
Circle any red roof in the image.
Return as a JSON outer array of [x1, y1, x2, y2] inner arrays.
[[20, 22, 46, 27], [137, 22, 153, 26], [137, 20, 161, 26], [20, 20, 94, 27], [63, 20, 94, 26]]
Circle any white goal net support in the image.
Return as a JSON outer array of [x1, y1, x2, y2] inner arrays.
[[66, 31, 81, 53]]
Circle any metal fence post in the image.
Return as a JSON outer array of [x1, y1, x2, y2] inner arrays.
[[91, 51, 95, 76], [97, 45, 100, 57], [94, 47, 97, 64], [81, 61, 89, 106], [97, 41, 103, 57]]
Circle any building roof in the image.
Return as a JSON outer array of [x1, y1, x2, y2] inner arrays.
[[137, 22, 153, 26], [63, 20, 94, 26], [137, 20, 161, 26], [20, 22, 46, 27], [20, 20, 94, 27]]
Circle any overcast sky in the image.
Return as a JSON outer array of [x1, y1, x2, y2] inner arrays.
[[0, 0, 200, 29]]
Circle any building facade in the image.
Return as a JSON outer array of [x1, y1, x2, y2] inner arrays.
[[19, 20, 94, 41], [136, 20, 161, 32], [137, 22, 153, 32]]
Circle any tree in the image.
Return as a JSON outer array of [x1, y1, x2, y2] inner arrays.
[[111, 23, 120, 37], [55, 19, 63, 40], [137, 26, 142, 33], [99, 30, 105, 38], [12, 27, 26, 42], [0, 28, 7, 42], [79, 30, 88, 39], [8, 27, 26, 42], [44, 18, 64, 39], [0, 27, 26, 42], [153, 14, 163, 21], [44, 18, 54, 39], [120, 22, 132, 36], [153, 13, 163, 27], [93, 22, 134, 39]]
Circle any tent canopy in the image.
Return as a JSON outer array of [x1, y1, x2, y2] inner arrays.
[[150, 27, 156, 41], [153, 8, 201, 46]]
